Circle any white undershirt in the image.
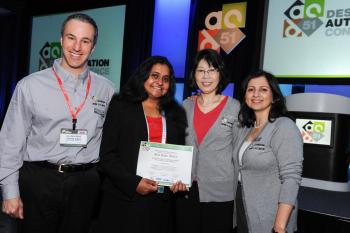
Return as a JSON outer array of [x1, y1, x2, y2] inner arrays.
[[238, 141, 251, 182]]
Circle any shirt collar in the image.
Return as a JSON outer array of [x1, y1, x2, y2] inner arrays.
[[53, 58, 90, 83]]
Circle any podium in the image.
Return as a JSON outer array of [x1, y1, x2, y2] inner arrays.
[[286, 93, 350, 233], [286, 93, 350, 192]]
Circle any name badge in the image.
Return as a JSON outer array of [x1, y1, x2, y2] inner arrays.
[[60, 128, 88, 147]]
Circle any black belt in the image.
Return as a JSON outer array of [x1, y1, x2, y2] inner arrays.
[[26, 161, 97, 173]]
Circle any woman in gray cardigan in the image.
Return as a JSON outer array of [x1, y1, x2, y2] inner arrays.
[[174, 49, 240, 233], [234, 71, 303, 233]]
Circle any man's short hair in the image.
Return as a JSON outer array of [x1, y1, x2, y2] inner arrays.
[[61, 13, 98, 46]]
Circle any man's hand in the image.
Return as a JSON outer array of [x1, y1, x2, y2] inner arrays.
[[2, 197, 24, 219], [136, 178, 158, 195]]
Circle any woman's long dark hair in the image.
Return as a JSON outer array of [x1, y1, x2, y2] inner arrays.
[[238, 70, 290, 127], [118, 56, 176, 112]]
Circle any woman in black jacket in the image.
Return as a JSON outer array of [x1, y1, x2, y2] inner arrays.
[[95, 56, 187, 233]]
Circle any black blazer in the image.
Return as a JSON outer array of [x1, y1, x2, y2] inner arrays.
[[99, 95, 187, 200]]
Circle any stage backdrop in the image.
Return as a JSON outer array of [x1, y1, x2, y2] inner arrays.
[[29, 5, 125, 91], [262, 0, 350, 78], [183, 0, 266, 99]]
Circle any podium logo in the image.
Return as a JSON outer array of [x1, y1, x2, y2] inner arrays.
[[198, 2, 247, 54], [301, 120, 326, 142], [296, 118, 332, 146], [283, 0, 325, 37], [39, 42, 61, 70]]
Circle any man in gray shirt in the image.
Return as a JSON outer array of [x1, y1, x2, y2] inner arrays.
[[0, 13, 115, 233]]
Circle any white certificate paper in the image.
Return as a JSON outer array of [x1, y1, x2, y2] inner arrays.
[[136, 141, 193, 187]]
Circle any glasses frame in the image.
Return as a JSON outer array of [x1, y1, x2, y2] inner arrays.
[[195, 68, 218, 77]]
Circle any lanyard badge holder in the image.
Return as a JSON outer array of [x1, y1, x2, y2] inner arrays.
[[53, 67, 90, 147], [157, 116, 167, 193], [157, 186, 165, 193], [144, 109, 167, 194]]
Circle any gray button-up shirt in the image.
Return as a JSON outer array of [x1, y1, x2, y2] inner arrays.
[[0, 59, 115, 200]]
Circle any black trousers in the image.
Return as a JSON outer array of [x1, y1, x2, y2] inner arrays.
[[175, 181, 234, 233], [95, 186, 173, 233], [18, 162, 100, 233]]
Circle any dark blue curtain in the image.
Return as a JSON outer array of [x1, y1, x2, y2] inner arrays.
[[120, 0, 155, 87], [0, 11, 30, 127], [0, 14, 17, 127]]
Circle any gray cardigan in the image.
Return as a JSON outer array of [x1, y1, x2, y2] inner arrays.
[[233, 117, 303, 233], [183, 97, 240, 202]]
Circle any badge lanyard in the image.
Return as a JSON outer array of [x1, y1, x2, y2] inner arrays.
[[142, 106, 167, 193], [52, 67, 91, 130]]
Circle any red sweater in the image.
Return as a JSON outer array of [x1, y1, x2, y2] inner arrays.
[[194, 96, 228, 145]]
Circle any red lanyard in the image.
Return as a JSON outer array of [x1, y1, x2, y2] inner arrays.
[[52, 67, 91, 130]]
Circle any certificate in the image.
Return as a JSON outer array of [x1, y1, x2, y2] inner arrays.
[[136, 141, 193, 187]]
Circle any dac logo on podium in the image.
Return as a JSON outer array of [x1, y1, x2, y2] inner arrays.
[[198, 2, 247, 54], [296, 118, 332, 146]]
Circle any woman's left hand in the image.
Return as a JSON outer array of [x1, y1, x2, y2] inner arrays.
[[170, 181, 188, 193]]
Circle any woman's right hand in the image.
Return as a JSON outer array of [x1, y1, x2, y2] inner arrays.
[[136, 178, 158, 195], [170, 181, 189, 193]]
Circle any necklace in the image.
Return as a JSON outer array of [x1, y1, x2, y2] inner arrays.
[[254, 121, 259, 128]]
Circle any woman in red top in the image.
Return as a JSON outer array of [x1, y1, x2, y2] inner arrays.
[[175, 49, 241, 233]]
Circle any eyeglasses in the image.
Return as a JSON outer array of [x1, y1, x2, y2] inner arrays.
[[149, 72, 170, 83], [195, 68, 218, 77]]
